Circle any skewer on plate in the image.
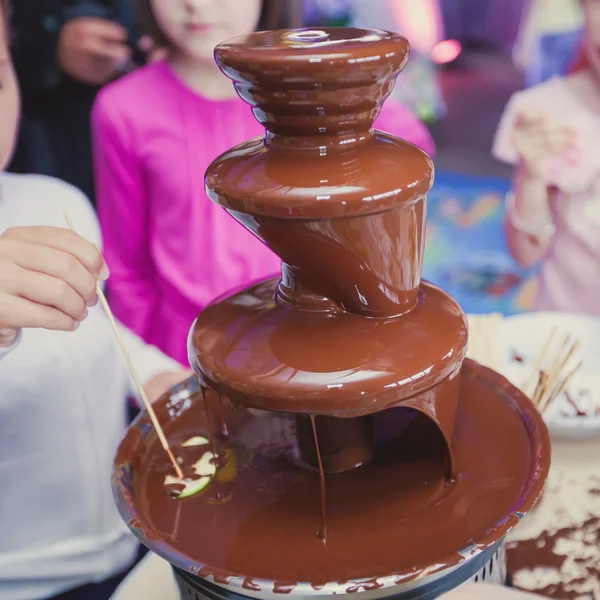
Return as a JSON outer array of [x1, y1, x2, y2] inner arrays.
[[64, 213, 183, 479], [526, 328, 582, 415]]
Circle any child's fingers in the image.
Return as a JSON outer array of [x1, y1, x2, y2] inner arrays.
[[4, 226, 109, 281], [516, 110, 575, 137], [518, 122, 571, 141], [516, 110, 547, 127], [11, 242, 100, 308], [0, 294, 79, 332], [514, 126, 576, 157], [11, 269, 89, 323]]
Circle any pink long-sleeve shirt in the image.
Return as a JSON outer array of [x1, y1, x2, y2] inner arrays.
[[93, 61, 435, 364]]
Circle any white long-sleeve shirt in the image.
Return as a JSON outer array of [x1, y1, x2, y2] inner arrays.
[[0, 173, 180, 600]]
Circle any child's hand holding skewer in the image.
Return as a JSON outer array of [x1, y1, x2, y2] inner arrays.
[[0, 225, 108, 344]]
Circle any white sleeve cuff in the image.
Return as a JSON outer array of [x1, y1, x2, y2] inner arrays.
[[0, 329, 22, 359], [114, 321, 182, 401]]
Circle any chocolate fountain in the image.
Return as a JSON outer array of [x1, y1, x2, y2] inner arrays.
[[113, 28, 550, 600]]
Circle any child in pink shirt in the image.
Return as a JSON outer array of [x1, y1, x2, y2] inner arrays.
[[93, 0, 436, 364], [493, 0, 600, 316]]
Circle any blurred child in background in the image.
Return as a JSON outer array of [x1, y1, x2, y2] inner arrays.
[[92, 0, 435, 365], [7, 0, 157, 204], [493, 0, 600, 316]]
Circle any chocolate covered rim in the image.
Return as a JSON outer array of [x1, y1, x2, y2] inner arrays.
[[112, 360, 550, 597], [213, 28, 410, 85]]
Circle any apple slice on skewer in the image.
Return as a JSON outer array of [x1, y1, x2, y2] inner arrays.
[[165, 437, 216, 499]]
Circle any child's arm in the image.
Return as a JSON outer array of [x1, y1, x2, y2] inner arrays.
[[116, 322, 192, 404], [92, 93, 157, 342], [503, 112, 573, 267], [10, 1, 129, 92], [505, 164, 555, 268]]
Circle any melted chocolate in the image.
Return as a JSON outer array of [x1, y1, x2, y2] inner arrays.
[[217, 394, 230, 439], [201, 386, 219, 459], [565, 391, 587, 416], [191, 28, 466, 466], [309, 415, 328, 540], [131, 363, 547, 584], [296, 414, 374, 474], [113, 27, 550, 594]]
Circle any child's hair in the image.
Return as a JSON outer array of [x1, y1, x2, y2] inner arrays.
[[135, 0, 290, 49]]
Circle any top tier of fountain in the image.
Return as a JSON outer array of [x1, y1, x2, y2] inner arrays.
[[216, 28, 409, 141]]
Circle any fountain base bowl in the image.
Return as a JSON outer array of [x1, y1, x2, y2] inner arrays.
[[113, 361, 550, 599]]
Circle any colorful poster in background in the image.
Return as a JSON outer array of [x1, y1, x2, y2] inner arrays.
[[424, 171, 538, 315]]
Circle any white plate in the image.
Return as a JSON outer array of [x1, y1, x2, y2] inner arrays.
[[498, 312, 600, 440]]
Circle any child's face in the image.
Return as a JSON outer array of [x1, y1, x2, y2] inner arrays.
[[150, 0, 263, 62], [0, 13, 19, 172]]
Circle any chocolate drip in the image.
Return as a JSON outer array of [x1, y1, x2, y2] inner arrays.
[[565, 391, 587, 416], [310, 415, 328, 541], [201, 385, 219, 461], [216, 393, 230, 439], [296, 415, 374, 473]]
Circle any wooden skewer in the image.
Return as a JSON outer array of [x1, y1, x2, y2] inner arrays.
[[525, 326, 556, 397], [64, 213, 183, 479], [535, 335, 570, 405], [540, 359, 583, 414], [532, 370, 548, 407], [528, 327, 582, 415], [542, 338, 579, 399]]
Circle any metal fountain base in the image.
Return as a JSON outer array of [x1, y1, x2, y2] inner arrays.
[[174, 543, 506, 600]]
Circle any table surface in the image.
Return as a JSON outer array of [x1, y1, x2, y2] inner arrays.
[[110, 436, 600, 600]]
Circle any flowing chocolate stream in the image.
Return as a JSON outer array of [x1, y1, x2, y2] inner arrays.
[[310, 415, 328, 541], [200, 386, 219, 461], [217, 394, 230, 439]]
